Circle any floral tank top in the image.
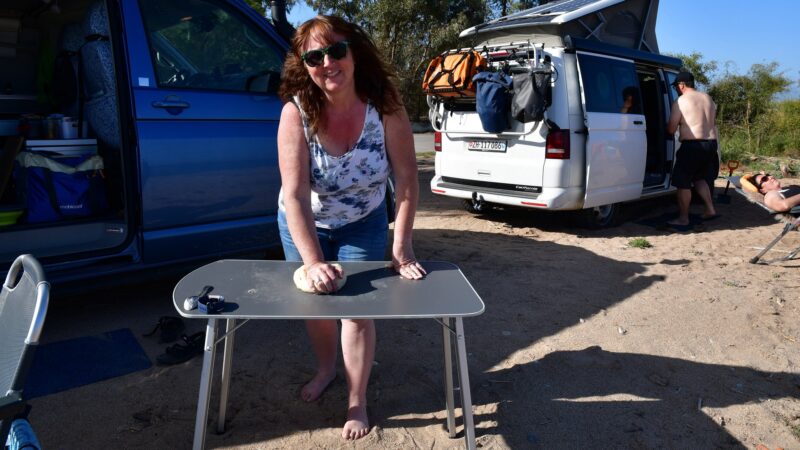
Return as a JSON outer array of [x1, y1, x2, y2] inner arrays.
[[279, 101, 390, 229]]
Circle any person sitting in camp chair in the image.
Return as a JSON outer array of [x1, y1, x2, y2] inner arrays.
[[754, 173, 800, 213]]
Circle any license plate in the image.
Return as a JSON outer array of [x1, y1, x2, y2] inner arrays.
[[467, 140, 507, 152]]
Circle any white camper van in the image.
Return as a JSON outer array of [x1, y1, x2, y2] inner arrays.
[[428, 0, 709, 227]]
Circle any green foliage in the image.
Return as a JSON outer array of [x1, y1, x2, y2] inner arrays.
[[243, 0, 301, 17], [628, 238, 652, 249], [243, 0, 267, 16], [711, 62, 791, 132], [667, 51, 717, 88]]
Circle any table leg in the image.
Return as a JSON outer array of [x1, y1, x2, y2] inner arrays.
[[441, 317, 456, 438], [217, 318, 237, 433], [454, 317, 476, 450], [193, 319, 219, 450]]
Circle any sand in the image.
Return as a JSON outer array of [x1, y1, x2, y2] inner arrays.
[[28, 156, 800, 449]]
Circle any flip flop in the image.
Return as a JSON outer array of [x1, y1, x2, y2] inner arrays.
[[701, 214, 722, 221], [156, 332, 205, 366]]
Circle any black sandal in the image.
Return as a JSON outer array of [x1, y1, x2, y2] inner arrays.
[[143, 316, 186, 343], [156, 332, 205, 366]]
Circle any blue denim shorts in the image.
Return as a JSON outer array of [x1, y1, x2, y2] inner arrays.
[[278, 202, 388, 262]]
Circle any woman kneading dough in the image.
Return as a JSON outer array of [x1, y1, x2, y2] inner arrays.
[[276, 15, 425, 440]]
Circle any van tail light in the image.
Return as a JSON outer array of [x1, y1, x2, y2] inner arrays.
[[434, 131, 442, 152], [546, 129, 570, 159]]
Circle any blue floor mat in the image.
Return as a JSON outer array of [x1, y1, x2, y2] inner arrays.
[[24, 328, 152, 398]]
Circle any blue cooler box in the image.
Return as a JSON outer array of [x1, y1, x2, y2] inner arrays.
[[15, 138, 107, 224]]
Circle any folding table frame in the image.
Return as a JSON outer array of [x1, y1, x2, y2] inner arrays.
[[173, 260, 485, 450]]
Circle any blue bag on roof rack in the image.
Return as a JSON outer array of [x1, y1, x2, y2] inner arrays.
[[14, 152, 107, 224]]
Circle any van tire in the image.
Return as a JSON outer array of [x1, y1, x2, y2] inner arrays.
[[577, 203, 619, 228]]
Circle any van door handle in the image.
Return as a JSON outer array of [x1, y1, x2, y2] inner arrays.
[[633, 120, 643, 125], [152, 100, 190, 109]]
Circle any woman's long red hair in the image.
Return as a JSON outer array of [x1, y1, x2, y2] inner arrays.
[[278, 15, 403, 133]]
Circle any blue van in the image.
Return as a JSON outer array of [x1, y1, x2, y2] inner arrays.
[[0, 0, 295, 286]]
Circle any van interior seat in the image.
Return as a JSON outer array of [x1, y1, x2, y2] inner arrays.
[[81, 0, 120, 150]]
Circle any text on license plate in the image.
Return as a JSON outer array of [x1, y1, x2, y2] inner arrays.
[[467, 140, 507, 152]]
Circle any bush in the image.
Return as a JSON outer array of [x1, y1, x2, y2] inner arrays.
[[628, 238, 652, 249]]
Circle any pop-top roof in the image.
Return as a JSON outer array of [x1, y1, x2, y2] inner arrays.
[[460, 0, 660, 53]]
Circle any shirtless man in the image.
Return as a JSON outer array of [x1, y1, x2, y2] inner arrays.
[[754, 173, 800, 213], [666, 71, 719, 226]]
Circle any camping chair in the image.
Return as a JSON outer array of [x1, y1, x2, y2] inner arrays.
[[0, 255, 49, 450], [730, 175, 800, 264]]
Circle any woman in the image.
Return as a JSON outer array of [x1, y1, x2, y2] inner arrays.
[[276, 15, 426, 440]]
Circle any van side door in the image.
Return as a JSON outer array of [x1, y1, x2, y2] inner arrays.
[[121, 0, 286, 263], [576, 52, 647, 208]]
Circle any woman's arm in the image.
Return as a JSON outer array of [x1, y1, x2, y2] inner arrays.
[[278, 102, 341, 292], [384, 106, 426, 279]]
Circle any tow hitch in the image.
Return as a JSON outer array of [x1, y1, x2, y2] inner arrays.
[[471, 192, 485, 212]]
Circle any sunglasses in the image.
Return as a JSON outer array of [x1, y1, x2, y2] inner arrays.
[[755, 174, 773, 190], [301, 40, 349, 67]]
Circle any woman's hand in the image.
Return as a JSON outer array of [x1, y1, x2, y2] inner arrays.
[[305, 261, 344, 293], [392, 246, 426, 280]]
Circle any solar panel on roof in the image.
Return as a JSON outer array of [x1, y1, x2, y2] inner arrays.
[[522, 0, 603, 16], [487, 0, 609, 25]]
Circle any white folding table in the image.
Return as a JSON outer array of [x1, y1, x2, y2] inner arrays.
[[172, 260, 485, 450]]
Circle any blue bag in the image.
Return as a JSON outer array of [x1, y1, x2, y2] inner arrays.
[[15, 151, 107, 224], [473, 71, 513, 133]]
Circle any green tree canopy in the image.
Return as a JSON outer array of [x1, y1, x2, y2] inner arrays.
[[667, 51, 717, 89]]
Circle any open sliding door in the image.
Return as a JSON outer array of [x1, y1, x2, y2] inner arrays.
[[576, 52, 647, 208]]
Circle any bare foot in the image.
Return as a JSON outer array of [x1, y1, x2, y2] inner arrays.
[[342, 405, 369, 440], [300, 371, 336, 402]]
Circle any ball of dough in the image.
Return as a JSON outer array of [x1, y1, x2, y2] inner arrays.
[[293, 263, 347, 294]]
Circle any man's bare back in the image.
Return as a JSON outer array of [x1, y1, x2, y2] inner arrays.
[[667, 89, 717, 140]]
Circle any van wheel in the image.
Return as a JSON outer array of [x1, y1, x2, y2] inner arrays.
[[577, 203, 618, 228]]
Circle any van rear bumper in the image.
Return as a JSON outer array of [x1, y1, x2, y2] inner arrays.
[[430, 175, 584, 210]]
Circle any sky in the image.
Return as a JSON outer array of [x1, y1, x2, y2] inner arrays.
[[287, 0, 799, 97]]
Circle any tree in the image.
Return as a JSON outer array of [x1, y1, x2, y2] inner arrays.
[[666, 51, 717, 89], [243, 0, 300, 18], [710, 62, 792, 154]]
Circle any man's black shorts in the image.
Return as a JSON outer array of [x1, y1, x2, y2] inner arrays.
[[671, 140, 718, 189]]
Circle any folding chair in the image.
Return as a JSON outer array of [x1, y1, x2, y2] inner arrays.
[[729, 176, 800, 264], [0, 255, 49, 450]]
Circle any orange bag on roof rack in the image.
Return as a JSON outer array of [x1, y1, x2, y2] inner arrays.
[[422, 49, 487, 98]]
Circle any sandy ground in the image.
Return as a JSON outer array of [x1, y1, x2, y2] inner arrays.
[[29, 156, 800, 449]]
